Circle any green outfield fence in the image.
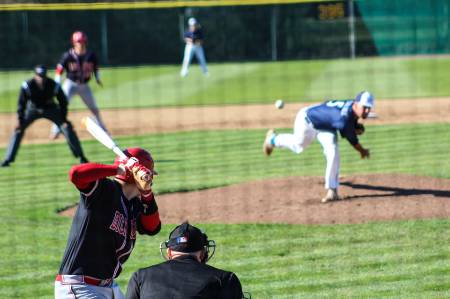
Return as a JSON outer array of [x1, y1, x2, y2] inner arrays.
[[1, 0, 449, 68], [1, 0, 450, 298]]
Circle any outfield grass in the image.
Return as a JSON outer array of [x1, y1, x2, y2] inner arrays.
[[1, 55, 450, 112], [0, 123, 449, 298]]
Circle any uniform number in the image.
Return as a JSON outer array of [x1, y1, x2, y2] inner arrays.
[[326, 100, 346, 109]]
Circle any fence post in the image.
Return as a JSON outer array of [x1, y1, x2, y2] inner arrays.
[[271, 5, 278, 61], [348, 0, 356, 59], [100, 11, 109, 64]]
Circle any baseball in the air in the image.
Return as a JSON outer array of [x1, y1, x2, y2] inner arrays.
[[275, 99, 284, 109]]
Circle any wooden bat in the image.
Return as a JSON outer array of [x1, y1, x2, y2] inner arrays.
[[81, 116, 127, 160]]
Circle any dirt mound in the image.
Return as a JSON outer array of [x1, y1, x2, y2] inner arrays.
[[60, 174, 450, 225]]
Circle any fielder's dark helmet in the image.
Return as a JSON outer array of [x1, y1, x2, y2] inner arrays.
[[114, 147, 156, 184], [72, 31, 88, 44]]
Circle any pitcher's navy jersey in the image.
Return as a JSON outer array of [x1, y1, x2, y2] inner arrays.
[[306, 100, 359, 145], [184, 28, 204, 43], [59, 178, 143, 279], [57, 49, 99, 84]]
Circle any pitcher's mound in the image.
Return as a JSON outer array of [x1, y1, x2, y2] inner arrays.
[[60, 174, 450, 225]]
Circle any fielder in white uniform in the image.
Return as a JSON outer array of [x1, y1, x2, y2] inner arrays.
[[263, 91, 374, 202], [180, 17, 209, 77]]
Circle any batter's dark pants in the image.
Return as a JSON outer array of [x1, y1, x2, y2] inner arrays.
[[3, 106, 86, 163]]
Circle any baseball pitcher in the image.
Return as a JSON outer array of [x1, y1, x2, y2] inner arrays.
[[263, 91, 374, 202]]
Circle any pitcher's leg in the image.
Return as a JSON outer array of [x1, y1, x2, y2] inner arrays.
[[272, 108, 316, 154], [317, 131, 340, 190]]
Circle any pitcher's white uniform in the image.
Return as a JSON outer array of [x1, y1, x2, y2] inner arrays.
[[266, 91, 374, 200]]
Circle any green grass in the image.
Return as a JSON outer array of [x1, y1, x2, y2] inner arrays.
[[0, 123, 450, 298], [1, 55, 450, 112]]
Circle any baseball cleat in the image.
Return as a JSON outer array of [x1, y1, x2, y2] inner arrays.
[[321, 188, 341, 203], [263, 129, 276, 156]]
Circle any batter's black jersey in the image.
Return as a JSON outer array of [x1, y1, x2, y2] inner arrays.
[[17, 78, 67, 122], [126, 256, 243, 299], [57, 48, 99, 84], [59, 178, 145, 279]]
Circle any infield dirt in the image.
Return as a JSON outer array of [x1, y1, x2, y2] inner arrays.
[[60, 174, 450, 224]]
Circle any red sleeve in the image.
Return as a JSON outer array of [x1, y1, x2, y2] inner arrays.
[[140, 212, 161, 234], [69, 163, 118, 190], [55, 65, 64, 75]]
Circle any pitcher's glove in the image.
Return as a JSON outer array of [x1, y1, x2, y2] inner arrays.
[[132, 164, 153, 192], [355, 123, 365, 135]]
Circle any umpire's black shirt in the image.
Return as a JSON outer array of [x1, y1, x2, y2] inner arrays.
[[126, 255, 243, 299], [18, 78, 67, 122]]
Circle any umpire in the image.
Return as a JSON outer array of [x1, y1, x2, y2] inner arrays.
[[1, 65, 87, 167], [126, 222, 245, 299]]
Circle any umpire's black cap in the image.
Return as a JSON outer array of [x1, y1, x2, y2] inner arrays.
[[166, 222, 207, 253], [34, 65, 47, 77]]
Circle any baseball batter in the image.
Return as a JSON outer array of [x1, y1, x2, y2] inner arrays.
[[263, 91, 374, 202], [51, 31, 107, 139], [55, 148, 161, 299], [180, 18, 209, 77]]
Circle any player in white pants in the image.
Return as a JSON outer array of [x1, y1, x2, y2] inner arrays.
[[263, 91, 374, 202], [180, 17, 209, 77]]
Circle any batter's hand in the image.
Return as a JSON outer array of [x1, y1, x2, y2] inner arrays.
[[117, 157, 139, 180], [132, 164, 153, 192], [96, 79, 103, 88]]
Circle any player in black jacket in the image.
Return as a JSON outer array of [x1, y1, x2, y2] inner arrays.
[[1, 65, 87, 167], [126, 222, 245, 299]]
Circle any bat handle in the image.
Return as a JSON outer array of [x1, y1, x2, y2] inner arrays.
[[113, 146, 128, 160]]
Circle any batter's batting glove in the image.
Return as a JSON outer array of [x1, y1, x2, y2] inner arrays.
[[132, 164, 154, 192], [118, 157, 139, 181]]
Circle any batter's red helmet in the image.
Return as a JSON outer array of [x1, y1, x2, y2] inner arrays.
[[72, 31, 88, 44], [114, 147, 156, 183]]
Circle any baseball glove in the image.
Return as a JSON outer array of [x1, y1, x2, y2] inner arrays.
[[132, 165, 153, 192], [355, 123, 365, 135]]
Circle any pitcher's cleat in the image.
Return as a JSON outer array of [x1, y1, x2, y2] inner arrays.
[[263, 129, 276, 156]]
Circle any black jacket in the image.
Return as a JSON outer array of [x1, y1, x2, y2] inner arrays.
[[126, 255, 243, 299], [17, 78, 67, 123]]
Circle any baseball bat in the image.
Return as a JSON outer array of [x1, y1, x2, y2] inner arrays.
[[81, 116, 127, 160]]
